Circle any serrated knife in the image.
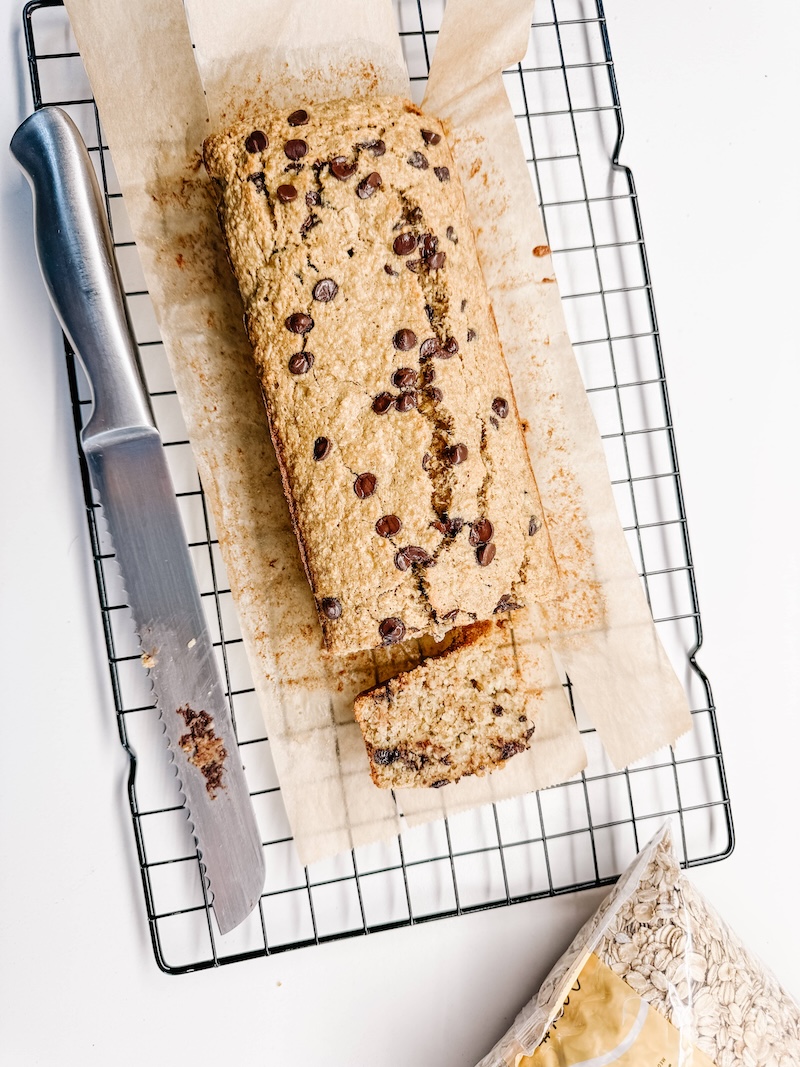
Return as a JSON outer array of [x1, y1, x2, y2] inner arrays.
[[11, 106, 265, 935]]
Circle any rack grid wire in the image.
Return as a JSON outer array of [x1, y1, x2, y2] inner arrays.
[[22, 0, 733, 974]]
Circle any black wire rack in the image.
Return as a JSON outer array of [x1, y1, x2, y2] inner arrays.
[[21, 0, 733, 974]]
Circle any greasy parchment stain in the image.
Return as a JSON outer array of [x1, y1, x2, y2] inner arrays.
[[214, 60, 389, 129]]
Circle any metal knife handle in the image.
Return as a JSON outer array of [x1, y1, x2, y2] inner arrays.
[[10, 107, 154, 444]]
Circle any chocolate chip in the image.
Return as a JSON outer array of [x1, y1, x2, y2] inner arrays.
[[393, 328, 417, 351], [313, 436, 331, 461], [446, 226, 458, 243], [394, 545, 433, 571], [424, 304, 435, 323], [287, 109, 309, 126], [384, 264, 399, 276], [438, 516, 463, 537], [492, 397, 509, 418], [490, 416, 499, 430], [393, 231, 418, 256], [519, 715, 528, 722], [299, 213, 318, 237], [430, 779, 449, 788], [284, 139, 308, 160], [320, 596, 342, 619], [529, 516, 540, 536], [427, 387, 443, 403], [286, 312, 314, 334], [431, 520, 447, 535], [347, 248, 355, 257], [403, 204, 423, 226], [460, 299, 468, 313], [392, 367, 417, 389], [373, 747, 399, 765], [305, 190, 321, 206], [421, 129, 441, 145], [469, 519, 494, 545], [408, 151, 429, 169], [494, 593, 522, 614], [405, 258, 423, 273], [433, 166, 450, 182], [395, 391, 417, 412], [476, 542, 496, 566], [357, 172, 382, 199], [379, 617, 406, 645], [365, 139, 386, 156], [422, 452, 431, 470], [443, 337, 459, 355], [330, 156, 357, 180], [427, 251, 446, 270], [500, 740, 525, 760], [422, 366, 436, 383], [492, 705, 504, 716], [354, 472, 377, 498], [277, 184, 298, 203], [312, 278, 338, 302], [419, 233, 438, 259], [372, 392, 395, 414], [444, 443, 468, 465], [441, 609, 459, 622], [247, 172, 267, 194], [419, 337, 441, 359], [376, 514, 402, 538], [288, 351, 314, 374], [466, 328, 476, 341], [245, 130, 268, 153]]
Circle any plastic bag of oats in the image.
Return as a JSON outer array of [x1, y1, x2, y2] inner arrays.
[[477, 824, 800, 1067]]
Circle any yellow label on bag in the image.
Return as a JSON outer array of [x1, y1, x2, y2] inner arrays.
[[517, 952, 716, 1067]]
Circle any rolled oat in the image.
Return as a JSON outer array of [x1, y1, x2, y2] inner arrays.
[[477, 825, 800, 1067]]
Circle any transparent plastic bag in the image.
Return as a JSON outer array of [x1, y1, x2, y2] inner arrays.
[[477, 825, 800, 1067]]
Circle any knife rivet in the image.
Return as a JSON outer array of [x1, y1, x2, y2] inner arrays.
[[187, 638, 196, 648]]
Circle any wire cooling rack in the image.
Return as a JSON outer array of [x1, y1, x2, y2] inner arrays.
[[21, 0, 733, 974]]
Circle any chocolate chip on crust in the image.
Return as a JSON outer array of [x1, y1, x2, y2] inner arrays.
[[354, 472, 377, 498], [284, 138, 308, 160], [376, 515, 401, 538], [245, 130, 267, 153], [313, 436, 331, 461], [286, 312, 313, 334], [379, 618, 406, 645], [288, 351, 314, 374], [320, 597, 342, 619]]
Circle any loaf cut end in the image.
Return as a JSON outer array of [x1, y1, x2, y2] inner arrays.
[[353, 621, 536, 788]]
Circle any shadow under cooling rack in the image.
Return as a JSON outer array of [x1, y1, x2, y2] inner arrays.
[[22, 0, 732, 973]]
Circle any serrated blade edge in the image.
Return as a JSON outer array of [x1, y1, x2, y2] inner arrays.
[[86, 428, 265, 934]]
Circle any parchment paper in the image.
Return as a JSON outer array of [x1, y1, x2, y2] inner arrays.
[[62, 0, 687, 864], [423, 0, 692, 767]]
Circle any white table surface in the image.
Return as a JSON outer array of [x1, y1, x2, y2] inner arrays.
[[1, 1, 798, 1063]]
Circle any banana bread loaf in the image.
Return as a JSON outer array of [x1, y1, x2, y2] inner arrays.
[[203, 96, 557, 655]]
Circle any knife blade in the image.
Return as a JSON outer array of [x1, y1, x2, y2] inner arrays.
[[11, 106, 265, 935]]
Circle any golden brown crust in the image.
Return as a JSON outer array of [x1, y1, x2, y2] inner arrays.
[[204, 96, 558, 654]]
